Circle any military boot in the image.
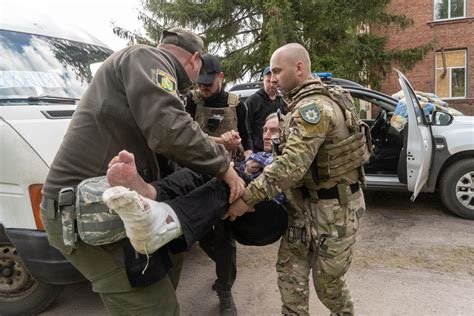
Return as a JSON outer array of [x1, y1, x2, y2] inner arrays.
[[212, 284, 237, 316]]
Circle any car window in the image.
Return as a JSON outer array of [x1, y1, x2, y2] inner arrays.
[[0, 29, 113, 102], [403, 81, 425, 125], [350, 93, 395, 121]]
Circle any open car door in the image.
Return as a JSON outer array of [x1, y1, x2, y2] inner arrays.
[[396, 69, 434, 201]]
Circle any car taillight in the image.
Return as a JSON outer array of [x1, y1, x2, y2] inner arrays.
[[29, 184, 45, 231]]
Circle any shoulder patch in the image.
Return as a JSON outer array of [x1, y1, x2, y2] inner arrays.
[[298, 102, 320, 124], [156, 70, 176, 95]]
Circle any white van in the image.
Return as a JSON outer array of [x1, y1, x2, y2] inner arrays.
[[0, 16, 113, 314]]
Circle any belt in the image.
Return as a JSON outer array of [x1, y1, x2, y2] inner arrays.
[[317, 183, 360, 200]]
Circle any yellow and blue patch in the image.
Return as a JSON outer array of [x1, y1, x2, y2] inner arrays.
[[298, 102, 320, 124], [156, 70, 176, 95]]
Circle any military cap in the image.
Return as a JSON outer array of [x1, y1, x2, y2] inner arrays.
[[230, 200, 288, 246], [160, 27, 205, 55], [197, 54, 222, 85]]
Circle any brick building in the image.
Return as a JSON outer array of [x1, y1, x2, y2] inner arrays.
[[380, 0, 474, 115]]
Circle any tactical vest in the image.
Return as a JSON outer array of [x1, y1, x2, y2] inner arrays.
[[316, 85, 372, 186], [285, 80, 372, 187], [193, 90, 239, 137]]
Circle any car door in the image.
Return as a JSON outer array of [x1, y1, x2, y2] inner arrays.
[[396, 69, 433, 201]]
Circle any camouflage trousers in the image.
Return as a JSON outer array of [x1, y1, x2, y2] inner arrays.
[[276, 189, 365, 315]]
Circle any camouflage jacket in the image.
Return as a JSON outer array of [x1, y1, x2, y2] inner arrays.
[[242, 77, 358, 207]]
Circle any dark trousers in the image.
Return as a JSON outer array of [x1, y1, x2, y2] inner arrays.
[[152, 168, 230, 251], [154, 168, 237, 293], [199, 221, 237, 293]]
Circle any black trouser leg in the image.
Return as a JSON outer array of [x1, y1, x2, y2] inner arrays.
[[210, 220, 236, 293], [152, 168, 230, 251], [199, 229, 217, 262], [152, 168, 212, 200]]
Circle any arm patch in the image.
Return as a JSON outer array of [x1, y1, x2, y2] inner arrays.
[[156, 70, 176, 95], [298, 102, 320, 124]]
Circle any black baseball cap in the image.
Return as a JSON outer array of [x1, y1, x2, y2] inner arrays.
[[160, 27, 205, 55], [197, 54, 222, 85]]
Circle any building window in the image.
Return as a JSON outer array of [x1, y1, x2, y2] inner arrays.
[[435, 50, 466, 98], [434, 0, 466, 20]]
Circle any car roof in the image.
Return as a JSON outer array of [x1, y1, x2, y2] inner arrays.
[[230, 78, 399, 112], [0, 12, 109, 48], [229, 82, 263, 92]]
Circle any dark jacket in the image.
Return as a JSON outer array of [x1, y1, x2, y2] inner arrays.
[[185, 88, 253, 151], [246, 88, 287, 152], [43, 44, 229, 199]]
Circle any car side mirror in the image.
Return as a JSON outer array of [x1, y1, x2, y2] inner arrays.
[[431, 110, 453, 126]]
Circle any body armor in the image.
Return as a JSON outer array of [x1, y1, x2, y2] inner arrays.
[[193, 90, 239, 136], [284, 80, 372, 188], [314, 85, 372, 186]]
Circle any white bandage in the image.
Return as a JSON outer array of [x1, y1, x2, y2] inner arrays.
[[102, 186, 182, 254]]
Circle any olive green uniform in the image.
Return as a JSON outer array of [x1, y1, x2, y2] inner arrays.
[[242, 78, 371, 315], [41, 44, 229, 315]]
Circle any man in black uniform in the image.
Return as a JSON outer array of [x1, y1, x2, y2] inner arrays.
[[185, 54, 251, 315], [40, 28, 244, 315], [246, 66, 287, 152]]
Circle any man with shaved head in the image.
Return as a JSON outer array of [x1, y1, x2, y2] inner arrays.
[[226, 43, 371, 315]]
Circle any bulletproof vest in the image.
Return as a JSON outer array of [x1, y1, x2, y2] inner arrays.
[[193, 90, 239, 137], [313, 85, 372, 185], [284, 80, 372, 187]]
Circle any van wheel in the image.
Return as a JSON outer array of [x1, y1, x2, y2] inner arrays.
[[0, 243, 63, 315], [440, 159, 474, 220]]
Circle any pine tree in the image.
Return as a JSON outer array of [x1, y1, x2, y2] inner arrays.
[[114, 0, 432, 88]]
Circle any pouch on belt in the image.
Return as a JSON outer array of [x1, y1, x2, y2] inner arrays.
[[58, 187, 77, 248], [75, 176, 127, 245]]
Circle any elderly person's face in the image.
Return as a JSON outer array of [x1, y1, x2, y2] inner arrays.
[[263, 117, 280, 152]]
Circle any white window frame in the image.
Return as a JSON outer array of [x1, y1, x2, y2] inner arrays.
[[435, 49, 467, 99], [433, 0, 467, 21]]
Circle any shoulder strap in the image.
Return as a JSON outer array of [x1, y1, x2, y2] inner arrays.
[[227, 92, 239, 107]]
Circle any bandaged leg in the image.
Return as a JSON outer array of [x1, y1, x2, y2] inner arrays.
[[102, 186, 182, 255]]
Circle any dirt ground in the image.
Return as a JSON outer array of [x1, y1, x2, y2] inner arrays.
[[43, 191, 474, 315]]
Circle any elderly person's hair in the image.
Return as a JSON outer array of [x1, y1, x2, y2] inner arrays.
[[266, 112, 278, 122]]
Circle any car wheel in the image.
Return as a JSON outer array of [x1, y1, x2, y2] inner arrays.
[[0, 242, 63, 315], [439, 159, 474, 220]]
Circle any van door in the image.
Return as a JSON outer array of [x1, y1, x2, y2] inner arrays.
[[396, 70, 433, 201]]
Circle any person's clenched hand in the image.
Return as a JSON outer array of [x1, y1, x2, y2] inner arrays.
[[220, 130, 241, 151]]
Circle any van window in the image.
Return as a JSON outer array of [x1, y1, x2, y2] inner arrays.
[[0, 29, 113, 101]]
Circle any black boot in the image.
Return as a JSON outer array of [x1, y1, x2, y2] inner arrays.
[[212, 284, 237, 316]]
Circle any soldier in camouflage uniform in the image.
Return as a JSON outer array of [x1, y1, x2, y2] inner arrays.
[[226, 43, 371, 315]]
